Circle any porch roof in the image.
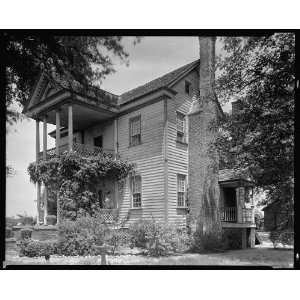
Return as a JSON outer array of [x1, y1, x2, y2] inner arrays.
[[218, 168, 255, 186]]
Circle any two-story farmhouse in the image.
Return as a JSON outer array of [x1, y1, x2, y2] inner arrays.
[[23, 37, 256, 248]]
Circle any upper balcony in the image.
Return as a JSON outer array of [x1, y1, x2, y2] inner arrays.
[[38, 142, 116, 160]]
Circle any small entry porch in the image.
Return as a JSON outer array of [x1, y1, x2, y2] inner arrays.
[[219, 169, 256, 248]]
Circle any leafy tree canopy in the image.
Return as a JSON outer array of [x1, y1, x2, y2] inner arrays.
[[215, 33, 294, 215], [4, 34, 140, 125]]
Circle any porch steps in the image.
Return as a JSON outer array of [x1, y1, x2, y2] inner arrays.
[[255, 231, 271, 245]]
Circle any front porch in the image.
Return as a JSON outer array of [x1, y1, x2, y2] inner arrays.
[[23, 76, 120, 226]]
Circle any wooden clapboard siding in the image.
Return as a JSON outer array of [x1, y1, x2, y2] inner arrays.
[[83, 120, 114, 150], [118, 155, 165, 225], [167, 70, 199, 226], [117, 100, 164, 161], [117, 100, 165, 224]]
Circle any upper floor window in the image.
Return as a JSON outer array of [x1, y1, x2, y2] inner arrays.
[[176, 112, 186, 143], [177, 174, 187, 207], [129, 115, 141, 146], [131, 175, 142, 208], [185, 80, 191, 95]]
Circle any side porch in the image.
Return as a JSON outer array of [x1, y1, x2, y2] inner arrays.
[[219, 169, 256, 248]]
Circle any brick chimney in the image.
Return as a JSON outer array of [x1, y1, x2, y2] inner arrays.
[[187, 37, 221, 234]]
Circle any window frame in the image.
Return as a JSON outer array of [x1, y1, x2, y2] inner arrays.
[[176, 111, 186, 143], [129, 115, 142, 147], [185, 80, 191, 95], [177, 174, 187, 208], [131, 174, 142, 208]]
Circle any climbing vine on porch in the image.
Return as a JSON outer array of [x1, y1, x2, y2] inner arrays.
[[28, 152, 134, 220]]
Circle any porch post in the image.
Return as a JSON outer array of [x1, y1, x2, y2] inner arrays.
[[68, 103, 73, 151], [43, 115, 47, 160], [113, 119, 118, 160], [55, 109, 61, 224], [43, 115, 48, 224], [55, 109, 61, 155], [236, 187, 243, 223], [36, 120, 41, 225]]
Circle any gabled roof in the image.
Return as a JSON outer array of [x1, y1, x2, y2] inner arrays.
[[23, 73, 119, 115], [119, 59, 200, 105]]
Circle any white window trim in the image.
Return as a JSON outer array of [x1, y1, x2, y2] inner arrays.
[[130, 174, 142, 209], [176, 111, 187, 143], [129, 115, 142, 146], [177, 173, 187, 208]]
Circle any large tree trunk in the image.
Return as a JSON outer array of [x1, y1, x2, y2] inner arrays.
[[187, 37, 222, 242]]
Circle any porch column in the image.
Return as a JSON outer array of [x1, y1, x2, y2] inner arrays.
[[251, 187, 255, 224], [55, 109, 61, 224], [236, 187, 243, 223], [113, 118, 118, 160], [55, 109, 61, 155], [43, 115, 48, 224], [36, 120, 41, 225], [249, 228, 256, 248], [68, 103, 73, 151], [43, 115, 47, 160]]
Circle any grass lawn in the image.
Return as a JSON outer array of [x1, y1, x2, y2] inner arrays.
[[5, 244, 293, 268]]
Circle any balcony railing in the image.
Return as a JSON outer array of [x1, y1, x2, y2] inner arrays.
[[221, 207, 255, 224], [38, 142, 115, 160], [221, 207, 237, 222]]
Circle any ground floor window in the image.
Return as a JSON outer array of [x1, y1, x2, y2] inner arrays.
[[177, 174, 187, 207], [131, 175, 142, 208]]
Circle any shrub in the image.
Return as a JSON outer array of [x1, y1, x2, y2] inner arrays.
[[57, 216, 109, 256], [20, 228, 33, 240], [270, 230, 294, 248], [18, 239, 56, 260], [128, 219, 154, 248], [106, 229, 130, 255], [6, 227, 14, 238], [129, 219, 191, 256], [46, 215, 57, 225], [192, 229, 224, 252]]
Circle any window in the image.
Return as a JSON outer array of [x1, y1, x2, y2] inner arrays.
[[177, 174, 187, 207], [129, 116, 141, 146], [94, 136, 103, 148], [176, 112, 186, 143], [185, 80, 191, 95], [131, 175, 142, 208]]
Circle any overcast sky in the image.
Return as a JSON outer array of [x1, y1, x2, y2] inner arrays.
[[6, 36, 231, 217]]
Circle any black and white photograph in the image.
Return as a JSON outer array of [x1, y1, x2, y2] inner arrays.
[[2, 31, 296, 269]]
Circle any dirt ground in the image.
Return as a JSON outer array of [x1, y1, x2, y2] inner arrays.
[[4, 243, 294, 268]]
